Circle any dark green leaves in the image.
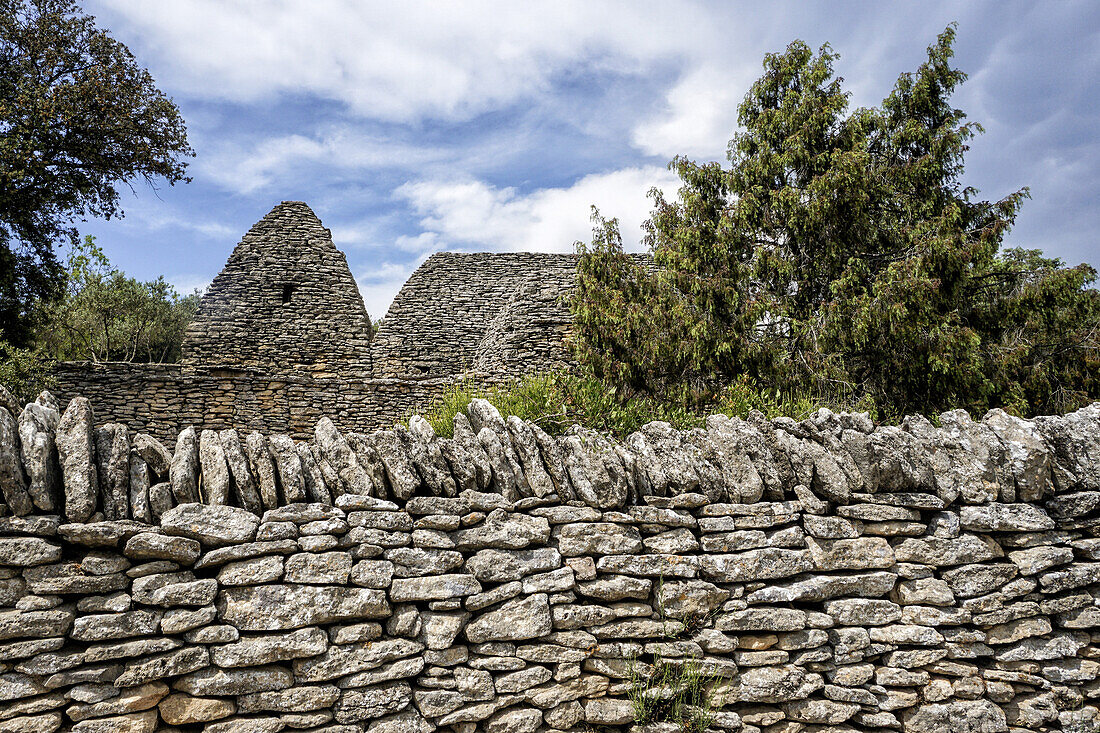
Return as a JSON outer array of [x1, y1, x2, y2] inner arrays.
[[0, 0, 192, 344], [571, 25, 1098, 419]]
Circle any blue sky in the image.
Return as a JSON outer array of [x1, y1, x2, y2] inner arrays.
[[80, 0, 1099, 320]]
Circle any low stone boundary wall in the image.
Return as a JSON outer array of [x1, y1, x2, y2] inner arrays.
[[0, 387, 1098, 732]]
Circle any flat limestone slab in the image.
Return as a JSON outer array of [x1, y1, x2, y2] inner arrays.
[[217, 583, 389, 631]]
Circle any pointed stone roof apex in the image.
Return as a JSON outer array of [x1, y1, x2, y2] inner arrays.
[[263, 200, 321, 220], [238, 200, 329, 239]]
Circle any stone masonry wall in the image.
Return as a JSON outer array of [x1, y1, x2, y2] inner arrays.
[[370, 253, 579, 379], [53, 216, 593, 436], [0, 386, 1099, 732], [50, 362, 471, 443]]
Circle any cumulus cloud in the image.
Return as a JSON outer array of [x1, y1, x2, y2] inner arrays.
[[94, 0, 704, 122], [104, 198, 237, 240], [80, 0, 1099, 318], [197, 128, 455, 194], [168, 274, 213, 296], [632, 64, 752, 160], [355, 260, 424, 321], [396, 166, 681, 254]]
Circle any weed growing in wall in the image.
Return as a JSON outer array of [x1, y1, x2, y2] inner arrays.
[[629, 653, 718, 732]]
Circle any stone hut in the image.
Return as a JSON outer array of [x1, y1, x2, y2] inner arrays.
[[183, 202, 579, 382], [181, 201, 373, 379], [50, 202, 585, 437], [371, 252, 577, 379]]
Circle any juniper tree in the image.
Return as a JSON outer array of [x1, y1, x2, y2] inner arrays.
[[572, 25, 1099, 417]]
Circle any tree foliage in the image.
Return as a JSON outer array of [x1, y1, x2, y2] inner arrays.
[[35, 236, 200, 363], [572, 25, 1099, 418], [0, 0, 192, 346], [0, 338, 54, 403]]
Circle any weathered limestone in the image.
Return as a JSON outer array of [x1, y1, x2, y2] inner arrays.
[[243, 432, 279, 510], [268, 434, 305, 504], [198, 430, 231, 506], [132, 433, 172, 477], [129, 455, 152, 523], [0, 393, 1098, 733], [218, 429, 263, 515], [169, 427, 199, 505], [0, 405, 33, 516], [161, 504, 260, 547], [18, 397, 61, 512], [315, 418, 372, 498], [55, 397, 97, 522], [94, 423, 129, 520], [217, 584, 389, 630]]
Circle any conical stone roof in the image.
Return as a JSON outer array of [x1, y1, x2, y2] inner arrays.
[[182, 201, 372, 377]]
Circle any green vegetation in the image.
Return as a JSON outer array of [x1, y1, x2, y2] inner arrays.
[[424, 371, 873, 438], [0, 338, 54, 403], [0, 0, 192, 347], [38, 236, 200, 363], [367, 315, 383, 342], [427, 26, 1097, 434], [0, 236, 200, 401], [629, 654, 718, 732], [426, 372, 697, 438], [571, 25, 1099, 420]]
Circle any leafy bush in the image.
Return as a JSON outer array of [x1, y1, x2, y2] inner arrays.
[[423, 371, 870, 438], [0, 340, 54, 404], [714, 375, 886, 423], [36, 236, 200, 363], [425, 372, 699, 438]]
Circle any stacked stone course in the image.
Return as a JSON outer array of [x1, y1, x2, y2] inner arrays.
[[0, 385, 1099, 732], [180, 201, 373, 378], [370, 252, 579, 379]]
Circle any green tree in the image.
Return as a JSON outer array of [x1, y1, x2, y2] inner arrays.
[[0, 0, 192, 347], [572, 25, 1099, 418], [38, 236, 200, 363]]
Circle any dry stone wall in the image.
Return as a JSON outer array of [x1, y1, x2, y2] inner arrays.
[[52, 212, 593, 437], [370, 253, 579, 379], [49, 363, 471, 443], [0, 386, 1099, 733]]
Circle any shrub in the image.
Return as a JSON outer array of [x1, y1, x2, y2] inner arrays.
[[629, 654, 718, 732], [0, 340, 54, 404], [422, 371, 873, 438], [570, 26, 1099, 419]]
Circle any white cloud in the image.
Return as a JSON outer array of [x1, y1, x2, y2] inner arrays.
[[355, 260, 423, 321], [168, 274, 212, 296], [396, 166, 680, 253], [94, 0, 703, 122], [83, 0, 1100, 291], [352, 162, 681, 317], [112, 199, 237, 240], [632, 64, 753, 160], [197, 128, 452, 194], [95, 1, 977, 186]]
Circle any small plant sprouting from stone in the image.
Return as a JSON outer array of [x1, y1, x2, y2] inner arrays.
[[655, 574, 720, 641], [629, 652, 718, 732]]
